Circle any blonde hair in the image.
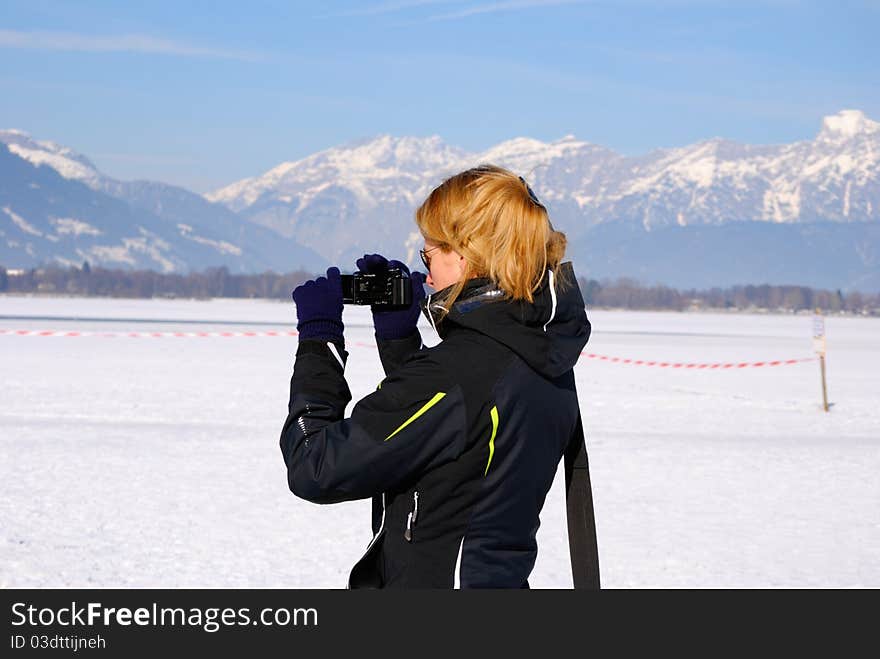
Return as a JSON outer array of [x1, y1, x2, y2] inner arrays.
[[415, 164, 567, 319]]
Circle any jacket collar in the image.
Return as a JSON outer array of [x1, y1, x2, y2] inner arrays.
[[420, 263, 591, 378]]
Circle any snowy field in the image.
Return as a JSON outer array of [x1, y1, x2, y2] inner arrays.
[[1, 295, 878, 588]]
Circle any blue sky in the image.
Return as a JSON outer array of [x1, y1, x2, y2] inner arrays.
[[1, 0, 877, 192]]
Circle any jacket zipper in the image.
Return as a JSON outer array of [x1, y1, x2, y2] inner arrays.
[[346, 492, 386, 589], [404, 490, 419, 542], [298, 403, 311, 446], [354, 494, 385, 558]]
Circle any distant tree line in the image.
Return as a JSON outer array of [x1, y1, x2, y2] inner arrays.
[[0, 263, 313, 300], [577, 276, 880, 314], [1, 262, 878, 314]]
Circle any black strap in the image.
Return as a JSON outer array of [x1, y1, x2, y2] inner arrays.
[[564, 412, 600, 589]]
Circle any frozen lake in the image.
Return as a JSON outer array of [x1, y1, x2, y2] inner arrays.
[[1, 295, 878, 588]]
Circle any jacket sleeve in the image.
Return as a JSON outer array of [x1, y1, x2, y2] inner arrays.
[[280, 338, 467, 504], [376, 330, 423, 376]]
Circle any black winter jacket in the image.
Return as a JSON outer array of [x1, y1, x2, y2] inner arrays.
[[280, 263, 598, 588]]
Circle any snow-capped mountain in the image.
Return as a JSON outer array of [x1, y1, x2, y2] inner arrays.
[[0, 131, 325, 273], [205, 133, 622, 265], [2, 111, 876, 289], [210, 135, 468, 213], [207, 135, 472, 267], [596, 109, 879, 230], [1, 129, 104, 186], [206, 110, 880, 278]]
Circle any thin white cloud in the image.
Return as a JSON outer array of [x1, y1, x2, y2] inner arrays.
[[0, 29, 262, 61], [424, 0, 795, 21], [429, 0, 588, 21], [318, 0, 464, 18]]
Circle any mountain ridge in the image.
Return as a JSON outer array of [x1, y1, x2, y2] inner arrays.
[[198, 110, 878, 289], [0, 133, 325, 274], [2, 111, 878, 290]]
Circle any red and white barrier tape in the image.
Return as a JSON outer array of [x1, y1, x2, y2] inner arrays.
[[581, 353, 815, 369], [354, 341, 815, 369], [0, 328, 298, 338], [1, 330, 816, 368]]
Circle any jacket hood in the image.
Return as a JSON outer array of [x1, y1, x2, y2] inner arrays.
[[421, 262, 591, 378]]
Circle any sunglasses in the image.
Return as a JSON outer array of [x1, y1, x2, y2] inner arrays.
[[519, 176, 547, 211], [419, 245, 442, 270]]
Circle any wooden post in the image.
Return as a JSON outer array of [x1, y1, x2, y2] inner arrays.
[[813, 308, 829, 412]]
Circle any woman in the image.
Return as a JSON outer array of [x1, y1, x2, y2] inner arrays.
[[281, 165, 599, 588]]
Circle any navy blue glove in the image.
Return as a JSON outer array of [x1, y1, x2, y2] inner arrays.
[[356, 254, 426, 340], [291, 267, 344, 342]]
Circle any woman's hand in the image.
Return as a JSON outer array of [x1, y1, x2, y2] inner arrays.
[[356, 254, 426, 340], [291, 267, 344, 341]]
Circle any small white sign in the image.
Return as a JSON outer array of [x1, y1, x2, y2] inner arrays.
[[812, 314, 826, 355]]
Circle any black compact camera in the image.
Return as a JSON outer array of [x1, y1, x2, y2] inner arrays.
[[341, 268, 412, 308]]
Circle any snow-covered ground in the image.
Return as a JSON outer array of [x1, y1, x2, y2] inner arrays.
[[1, 295, 878, 588]]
